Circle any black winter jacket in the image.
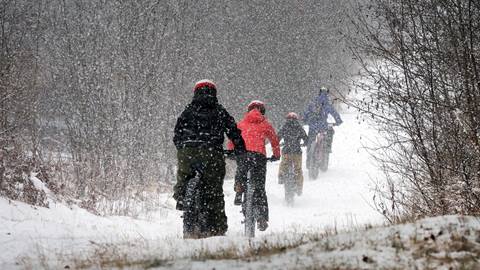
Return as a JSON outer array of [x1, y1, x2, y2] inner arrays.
[[278, 119, 308, 154], [173, 93, 246, 153]]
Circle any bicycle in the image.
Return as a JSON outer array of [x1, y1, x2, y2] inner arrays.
[[307, 124, 335, 179]]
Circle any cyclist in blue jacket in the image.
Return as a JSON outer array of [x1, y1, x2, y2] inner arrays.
[[303, 87, 343, 164]]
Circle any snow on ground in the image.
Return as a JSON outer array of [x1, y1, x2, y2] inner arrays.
[[155, 215, 480, 270], [1, 112, 389, 269]]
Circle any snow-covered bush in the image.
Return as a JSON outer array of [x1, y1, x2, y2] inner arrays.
[[0, 138, 50, 207], [349, 0, 480, 222]]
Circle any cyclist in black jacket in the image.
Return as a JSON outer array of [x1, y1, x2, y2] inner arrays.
[[173, 79, 246, 238], [278, 112, 308, 195]]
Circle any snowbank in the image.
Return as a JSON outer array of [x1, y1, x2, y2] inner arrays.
[[155, 215, 480, 270]]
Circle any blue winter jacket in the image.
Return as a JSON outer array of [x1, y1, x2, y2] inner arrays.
[[303, 92, 342, 133]]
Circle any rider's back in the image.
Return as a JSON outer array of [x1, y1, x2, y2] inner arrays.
[[303, 91, 341, 133], [229, 109, 281, 158], [173, 99, 244, 151], [278, 119, 308, 154]]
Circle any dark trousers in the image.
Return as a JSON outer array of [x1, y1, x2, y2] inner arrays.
[[234, 152, 269, 221], [174, 147, 227, 236]]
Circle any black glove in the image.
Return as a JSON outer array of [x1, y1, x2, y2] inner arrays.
[[269, 155, 280, 162], [334, 120, 343, 126]]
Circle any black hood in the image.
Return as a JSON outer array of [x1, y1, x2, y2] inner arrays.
[[191, 87, 218, 108], [285, 118, 302, 128]]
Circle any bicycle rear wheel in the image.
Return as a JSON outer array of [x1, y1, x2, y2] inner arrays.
[[183, 175, 201, 238], [320, 152, 330, 172], [284, 164, 295, 206]]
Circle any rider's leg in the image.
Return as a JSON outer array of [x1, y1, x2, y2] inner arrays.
[[233, 154, 249, 205], [200, 149, 228, 237], [250, 153, 268, 230], [292, 154, 304, 195], [278, 153, 290, 184], [174, 147, 197, 210]]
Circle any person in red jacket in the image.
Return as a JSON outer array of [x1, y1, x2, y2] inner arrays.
[[227, 100, 281, 231]]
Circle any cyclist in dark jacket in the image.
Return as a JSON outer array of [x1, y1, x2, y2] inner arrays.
[[278, 112, 308, 195], [173, 79, 246, 238]]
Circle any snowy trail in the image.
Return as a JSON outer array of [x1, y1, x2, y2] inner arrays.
[[0, 112, 385, 269], [223, 112, 383, 236]]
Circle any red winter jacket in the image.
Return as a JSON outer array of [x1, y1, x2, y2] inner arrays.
[[228, 109, 281, 158]]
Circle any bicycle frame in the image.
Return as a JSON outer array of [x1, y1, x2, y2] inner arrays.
[[308, 124, 334, 178]]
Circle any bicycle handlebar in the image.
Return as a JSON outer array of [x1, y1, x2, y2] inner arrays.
[[224, 149, 279, 162], [266, 157, 279, 162]]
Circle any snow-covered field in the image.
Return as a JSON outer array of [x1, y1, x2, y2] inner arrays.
[[2, 113, 478, 269]]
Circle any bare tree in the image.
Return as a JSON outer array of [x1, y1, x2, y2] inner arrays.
[[348, 0, 480, 222], [0, 0, 50, 205]]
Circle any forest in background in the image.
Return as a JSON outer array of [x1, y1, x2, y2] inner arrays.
[[0, 0, 354, 215]]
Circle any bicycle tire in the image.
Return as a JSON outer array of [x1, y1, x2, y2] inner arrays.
[[183, 174, 201, 238], [284, 163, 295, 206], [243, 171, 256, 237]]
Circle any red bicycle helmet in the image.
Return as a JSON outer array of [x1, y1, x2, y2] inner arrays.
[[194, 79, 216, 92], [286, 112, 299, 119], [247, 100, 266, 115]]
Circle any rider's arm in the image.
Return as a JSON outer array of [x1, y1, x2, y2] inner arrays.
[[221, 108, 247, 154], [277, 124, 285, 142], [265, 122, 281, 158], [303, 103, 313, 123], [327, 104, 343, 126], [300, 125, 308, 144], [173, 109, 188, 149]]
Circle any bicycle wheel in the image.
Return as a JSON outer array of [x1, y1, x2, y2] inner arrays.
[[243, 172, 256, 237], [308, 134, 322, 179], [284, 164, 295, 206], [320, 152, 330, 172], [183, 174, 201, 239]]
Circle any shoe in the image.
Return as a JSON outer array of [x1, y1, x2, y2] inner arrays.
[[257, 219, 268, 231], [234, 192, 243, 205]]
